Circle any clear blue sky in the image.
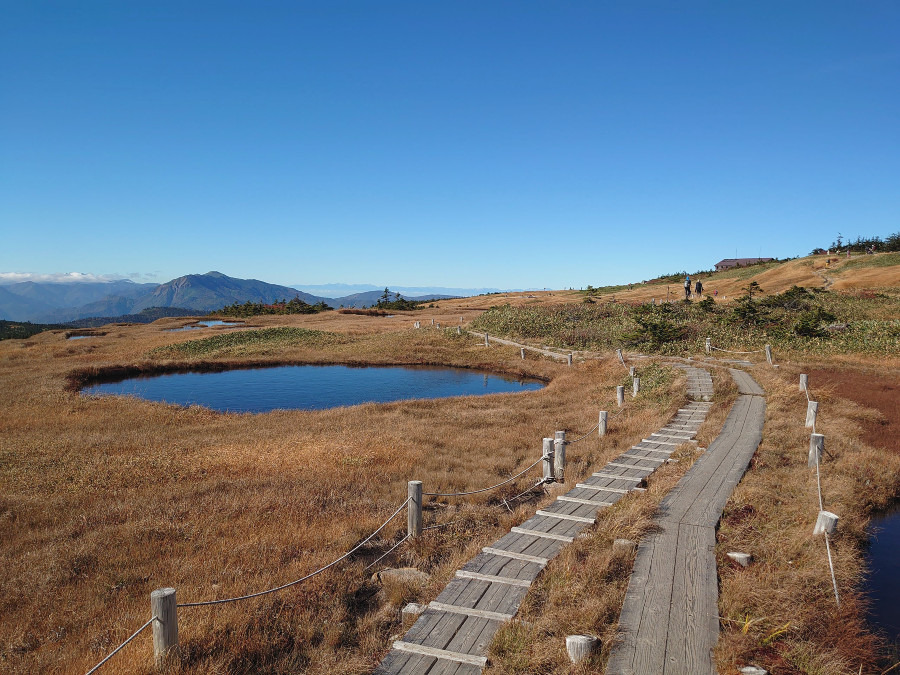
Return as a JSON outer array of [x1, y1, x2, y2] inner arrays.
[[2, 1, 898, 289]]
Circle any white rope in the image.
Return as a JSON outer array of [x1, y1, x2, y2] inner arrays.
[[812, 401, 840, 606], [178, 498, 410, 607], [84, 617, 155, 675], [504, 478, 549, 505], [423, 457, 543, 497], [709, 345, 766, 355], [364, 534, 410, 571], [567, 421, 600, 444]]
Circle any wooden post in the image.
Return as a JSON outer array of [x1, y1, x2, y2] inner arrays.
[[809, 433, 825, 468], [484, 332, 489, 346], [542, 438, 555, 482], [567, 353, 573, 367], [431, 318, 434, 326], [616, 385, 625, 407], [566, 635, 599, 664], [520, 347, 525, 360], [554, 431, 566, 483], [765, 344, 773, 365], [799, 373, 808, 392], [616, 348, 625, 366], [414, 321, 420, 329], [436, 323, 440, 329], [632, 377, 640, 397], [151, 588, 179, 668], [408, 481, 422, 538], [813, 510, 839, 535], [805, 401, 818, 428], [456, 325, 461, 335], [599, 410, 608, 437], [705, 337, 711, 354]]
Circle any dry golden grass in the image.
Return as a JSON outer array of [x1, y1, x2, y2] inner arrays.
[[0, 315, 686, 674], [714, 360, 900, 674]]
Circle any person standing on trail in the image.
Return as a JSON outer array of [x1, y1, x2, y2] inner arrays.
[[695, 280, 703, 297], [684, 275, 691, 300]]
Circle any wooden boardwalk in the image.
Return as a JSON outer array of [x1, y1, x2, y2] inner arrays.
[[605, 370, 765, 675], [375, 384, 715, 674]]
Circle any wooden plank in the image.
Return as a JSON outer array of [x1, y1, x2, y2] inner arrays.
[[575, 482, 631, 493], [557, 495, 615, 507], [428, 601, 513, 622], [665, 523, 717, 674], [591, 471, 642, 482], [482, 547, 549, 565], [455, 570, 532, 588], [391, 641, 487, 668], [535, 509, 594, 523], [511, 526, 574, 543]]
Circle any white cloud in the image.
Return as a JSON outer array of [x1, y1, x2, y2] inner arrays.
[[0, 272, 144, 285]]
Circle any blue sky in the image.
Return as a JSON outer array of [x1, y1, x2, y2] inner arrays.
[[1, 1, 898, 289]]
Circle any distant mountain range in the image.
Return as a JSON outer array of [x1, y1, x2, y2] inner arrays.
[[0, 272, 466, 323], [292, 283, 504, 298]]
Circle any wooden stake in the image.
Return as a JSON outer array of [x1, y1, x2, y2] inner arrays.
[[484, 332, 489, 346], [520, 347, 525, 359], [566, 635, 599, 664], [632, 377, 640, 397], [617, 385, 625, 407], [765, 344, 773, 365], [151, 588, 179, 668], [567, 353, 573, 367], [799, 373, 808, 391], [629, 365, 635, 377], [805, 401, 818, 428], [809, 433, 825, 468], [616, 348, 625, 366], [813, 510, 839, 535], [599, 410, 608, 437], [542, 438, 555, 482], [408, 481, 422, 538], [554, 432, 566, 483], [705, 337, 711, 354]]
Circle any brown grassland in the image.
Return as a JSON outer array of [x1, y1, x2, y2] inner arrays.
[[1, 253, 898, 674]]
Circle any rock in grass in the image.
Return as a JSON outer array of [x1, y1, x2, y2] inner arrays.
[[613, 538, 637, 554], [401, 602, 425, 629], [727, 552, 752, 567], [739, 666, 768, 675]]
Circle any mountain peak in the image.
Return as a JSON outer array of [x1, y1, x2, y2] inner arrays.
[[204, 271, 228, 278]]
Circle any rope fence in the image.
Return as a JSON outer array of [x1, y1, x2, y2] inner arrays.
[[799, 372, 840, 606], [705, 337, 776, 366], [81, 340, 638, 673]]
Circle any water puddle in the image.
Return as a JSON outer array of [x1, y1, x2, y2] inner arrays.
[[82, 364, 544, 413], [868, 505, 900, 642], [167, 320, 242, 332]]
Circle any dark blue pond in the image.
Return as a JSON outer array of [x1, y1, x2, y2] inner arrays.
[[83, 365, 545, 413], [868, 506, 900, 642], [167, 320, 242, 332]]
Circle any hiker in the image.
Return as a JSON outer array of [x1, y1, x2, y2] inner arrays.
[[684, 275, 691, 299], [695, 280, 703, 297]]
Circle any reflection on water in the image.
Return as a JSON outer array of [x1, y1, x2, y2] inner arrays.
[[868, 505, 900, 642], [83, 364, 545, 413], [167, 320, 242, 332]]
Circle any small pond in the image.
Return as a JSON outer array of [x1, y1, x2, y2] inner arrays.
[[82, 364, 545, 413], [867, 505, 900, 642], [67, 334, 99, 340], [167, 320, 242, 332]]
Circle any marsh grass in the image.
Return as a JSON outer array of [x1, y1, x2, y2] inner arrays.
[[714, 364, 900, 674], [0, 315, 687, 673]]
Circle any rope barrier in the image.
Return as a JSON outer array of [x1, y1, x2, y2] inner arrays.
[[567, 421, 600, 444], [503, 478, 550, 506], [178, 498, 410, 608], [807, 382, 839, 606], [364, 534, 410, 571], [709, 345, 766, 355], [423, 457, 543, 497], [84, 617, 155, 675]]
